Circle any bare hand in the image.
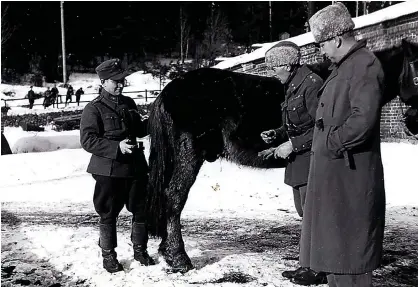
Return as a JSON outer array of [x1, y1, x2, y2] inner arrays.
[[260, 129, 276, 144], [258, 147, 276, 160], [119, 139, 135, 154], [274, 141, 293, 159]]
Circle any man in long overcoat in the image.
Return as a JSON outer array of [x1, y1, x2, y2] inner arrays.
[[296, 3, 386, 286]]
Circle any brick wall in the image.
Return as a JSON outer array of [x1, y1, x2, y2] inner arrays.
[[228, 12, 418, 140]]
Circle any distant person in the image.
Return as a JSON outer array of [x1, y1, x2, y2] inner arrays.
[[65, 85, 74, 107], [27, 86, 35, 109], [75, 87, 84, 106], [43, 87, 51, 109], [51, 84, 59, 108]]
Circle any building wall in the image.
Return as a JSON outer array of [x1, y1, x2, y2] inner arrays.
[[229, 13, 418, 140]]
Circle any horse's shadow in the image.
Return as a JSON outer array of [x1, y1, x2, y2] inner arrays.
[[180, 216, 418, 286], [181, 217, 302, 270]]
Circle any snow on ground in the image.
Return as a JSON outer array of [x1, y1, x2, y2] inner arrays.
[[0, 70, 165, 116], [214, 0, 418, 70], [1, 130, 418, 286]]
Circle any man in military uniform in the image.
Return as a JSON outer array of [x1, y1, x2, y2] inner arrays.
[[51, 84, 59, 108], [80, 58, 155, 273], [258, 41, 327, 285], [65, 84, 74, 107], [27, 86, 35, 109], [298, 3, 386, 286], [75, 87, 84, 106]]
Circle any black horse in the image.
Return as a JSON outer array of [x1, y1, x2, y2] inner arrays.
[[146, 39, 418, 272]]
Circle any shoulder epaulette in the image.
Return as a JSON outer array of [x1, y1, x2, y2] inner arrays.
[[308, 72, 323, 84], [91, 94, 104, 105]]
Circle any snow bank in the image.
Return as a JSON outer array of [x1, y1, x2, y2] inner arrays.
[[4, 127, 81, 154]]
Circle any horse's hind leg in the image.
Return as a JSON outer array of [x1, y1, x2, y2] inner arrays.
[[160, 132, 204, 272]]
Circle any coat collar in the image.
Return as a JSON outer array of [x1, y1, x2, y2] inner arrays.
[[101, 90, 121, 104], [287, 64, 313, 94], [320, 40, 367, 92], [334, 39, 367, 68]]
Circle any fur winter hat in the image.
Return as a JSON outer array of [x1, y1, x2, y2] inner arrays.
[[265, 41, 301, 68], [309, 2, 355, 43]]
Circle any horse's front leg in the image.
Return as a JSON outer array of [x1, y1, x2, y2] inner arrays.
[[159, 137, 203, 272]]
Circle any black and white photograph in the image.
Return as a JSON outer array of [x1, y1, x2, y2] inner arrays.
[[1, 1, 418, 286]]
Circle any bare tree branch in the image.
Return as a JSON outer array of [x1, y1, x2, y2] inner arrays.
[[1, 5, 15, 47]]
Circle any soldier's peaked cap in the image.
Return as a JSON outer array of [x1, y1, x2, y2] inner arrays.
[[95, 58, 132, 81]]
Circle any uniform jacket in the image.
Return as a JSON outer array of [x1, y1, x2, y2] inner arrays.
[[274, 64, 323, 187], [300, 40, 386, 274], [80, 90, 148, 178]]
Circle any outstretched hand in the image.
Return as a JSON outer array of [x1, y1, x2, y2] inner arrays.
[[258, 147, 276, 160], [260, 129, 276, 144], [274, 140, 293, 159]]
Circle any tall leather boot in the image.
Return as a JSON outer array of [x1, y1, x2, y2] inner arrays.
[[99, 223, 123, 273], [131, 222, 155, 266]]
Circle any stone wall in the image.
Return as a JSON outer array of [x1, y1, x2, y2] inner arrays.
[[228, 12, 418, 140]]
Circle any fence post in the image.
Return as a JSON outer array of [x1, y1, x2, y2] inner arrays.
[[145, 89, 148, 102]]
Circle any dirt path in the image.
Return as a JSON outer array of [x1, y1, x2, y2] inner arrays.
[[2, 203, 417, 287]]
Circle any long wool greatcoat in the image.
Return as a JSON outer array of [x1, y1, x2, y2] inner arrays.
[[299, 40, 386, 274]]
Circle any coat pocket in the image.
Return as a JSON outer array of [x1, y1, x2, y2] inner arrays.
[[326, 126, 344, 160], [287, 96, 311, 126], [103, 113, 122, 131]]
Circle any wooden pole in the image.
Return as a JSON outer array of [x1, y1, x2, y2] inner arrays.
[[269, 1, 272, 42], [60, 1, 67, 85]]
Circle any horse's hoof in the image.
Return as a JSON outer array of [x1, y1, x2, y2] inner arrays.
[[170, 262, 194, 274]]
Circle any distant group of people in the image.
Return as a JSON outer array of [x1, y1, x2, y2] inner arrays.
[[28, 84, 84, 109]]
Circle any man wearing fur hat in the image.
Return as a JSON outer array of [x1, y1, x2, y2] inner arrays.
[[258, 41, 326, 285], [297, 2, 386, 286], [80, 58, 155, 273]]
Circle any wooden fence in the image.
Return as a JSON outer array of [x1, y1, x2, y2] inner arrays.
[[2, 89, 161, 109]]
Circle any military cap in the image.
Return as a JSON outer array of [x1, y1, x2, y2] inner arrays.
[[309, 2, 355, 43], [265, 41, 301, 68], [95, 58, 131, 81]]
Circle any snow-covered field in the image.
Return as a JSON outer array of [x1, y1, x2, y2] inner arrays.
[[1, 129, 418, 287], [0, 71, 165, 116]]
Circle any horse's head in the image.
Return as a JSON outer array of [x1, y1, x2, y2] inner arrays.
[[399, 39, 418, 106], [399, 39, 418, 135]]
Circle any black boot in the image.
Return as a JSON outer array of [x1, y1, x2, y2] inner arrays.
[[131, 222, 155, 266], [102, 249, 124, 273], [282, 267, 310, 279], [291, 269, 327, 286], [99, 223, 123, 273]]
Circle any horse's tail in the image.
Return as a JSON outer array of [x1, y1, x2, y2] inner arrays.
[[146, 90, 174, 238]]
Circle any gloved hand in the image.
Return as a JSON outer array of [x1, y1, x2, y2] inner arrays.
[[258, 147, 276, 160], [260, 129, 276, 144], [119, 138, 135, 154], [274, 140, 293, 159]]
